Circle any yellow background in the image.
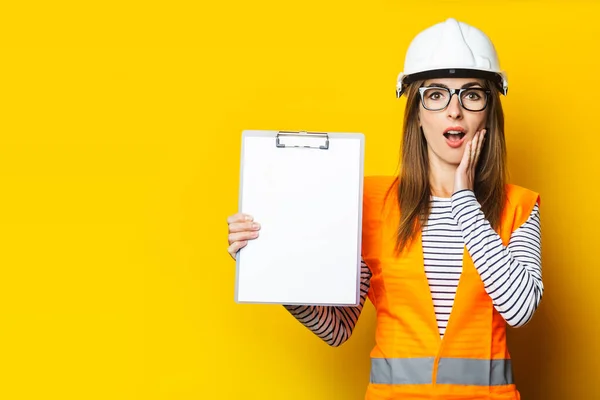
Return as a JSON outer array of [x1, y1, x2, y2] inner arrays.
[[0, 1, 598, 399]]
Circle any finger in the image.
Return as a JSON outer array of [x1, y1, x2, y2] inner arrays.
[[458, 140, 471, 172], [475, 129, 486, 165], [227, 213, 253, 225], [228, 240, 248, 259], [229, 221, 261, 233], [470, 131, 479, 170], [228, 230, 259, 245]]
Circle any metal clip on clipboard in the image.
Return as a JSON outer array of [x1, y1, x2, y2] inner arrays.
[[275, 131, 330, 150]]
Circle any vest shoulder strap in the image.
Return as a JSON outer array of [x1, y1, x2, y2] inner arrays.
[[505, 183, 540, 221], [500, 183, 540, 242], [363, 175, 397, 214]]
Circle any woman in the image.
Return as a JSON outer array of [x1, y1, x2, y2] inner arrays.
[[226, 18, 542, 400]]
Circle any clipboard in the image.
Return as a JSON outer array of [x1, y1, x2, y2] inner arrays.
[[234, 130, 365, 306]]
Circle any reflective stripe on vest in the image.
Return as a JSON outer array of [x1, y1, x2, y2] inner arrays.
[[371, 358, 513, 386]]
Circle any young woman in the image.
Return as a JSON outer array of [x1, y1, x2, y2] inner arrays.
[[226, 18, 542, 400]]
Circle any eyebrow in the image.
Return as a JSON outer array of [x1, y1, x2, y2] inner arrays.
[[427, 82, 483, 89]]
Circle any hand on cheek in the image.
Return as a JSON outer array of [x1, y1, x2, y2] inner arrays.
[[454, 129, 486, 193]]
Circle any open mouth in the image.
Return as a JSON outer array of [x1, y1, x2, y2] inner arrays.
[[443, 131, 466, 140]]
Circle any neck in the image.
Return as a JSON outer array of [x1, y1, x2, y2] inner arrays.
[[428, 155, 458, 198]]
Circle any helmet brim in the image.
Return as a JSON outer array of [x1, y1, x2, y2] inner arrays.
[[396, 68, 508, 97]]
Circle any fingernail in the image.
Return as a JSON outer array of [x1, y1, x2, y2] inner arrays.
[[245, 215, 253, 221], [252, 222, 260, 229]]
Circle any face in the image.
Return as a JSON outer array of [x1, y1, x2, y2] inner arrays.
[[418, 77, 489, 166]]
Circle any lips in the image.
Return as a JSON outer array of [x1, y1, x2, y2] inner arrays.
[[443, 127, 467, 148], [443, 127, 466, 138]]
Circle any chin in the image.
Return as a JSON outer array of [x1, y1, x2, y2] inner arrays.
[[441, 154, 463, 166], [428, 146, 464, 166]]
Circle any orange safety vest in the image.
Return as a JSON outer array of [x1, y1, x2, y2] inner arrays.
[[361, 176, 540, 400]]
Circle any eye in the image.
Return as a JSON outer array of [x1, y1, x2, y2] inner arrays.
[[463, 90, 482, 100], [425, 90, 447, 101]]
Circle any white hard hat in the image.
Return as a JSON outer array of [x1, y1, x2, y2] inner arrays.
[[396, 18, 508, 97]]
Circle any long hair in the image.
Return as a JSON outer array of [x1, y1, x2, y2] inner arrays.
[[389, 79, 507, 255]]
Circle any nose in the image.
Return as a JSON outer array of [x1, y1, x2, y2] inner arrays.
[[447, 93, 463, 119]]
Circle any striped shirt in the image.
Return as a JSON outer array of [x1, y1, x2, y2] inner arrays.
[[284, 189, 543, 345]]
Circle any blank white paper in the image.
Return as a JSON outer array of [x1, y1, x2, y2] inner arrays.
[[235, 130, 364, 306]]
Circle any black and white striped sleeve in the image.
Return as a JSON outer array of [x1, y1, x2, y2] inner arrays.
[[283, 259, 371, 347], [450, 189, 543, 327]]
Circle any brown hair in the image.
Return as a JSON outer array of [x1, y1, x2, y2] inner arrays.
[[389, 79, 507, 255]]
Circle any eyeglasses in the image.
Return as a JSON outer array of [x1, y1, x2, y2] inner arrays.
[[418, 87, 491, 112]]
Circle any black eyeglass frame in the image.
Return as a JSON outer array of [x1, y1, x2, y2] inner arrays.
[[418, 86, 492, 112]]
